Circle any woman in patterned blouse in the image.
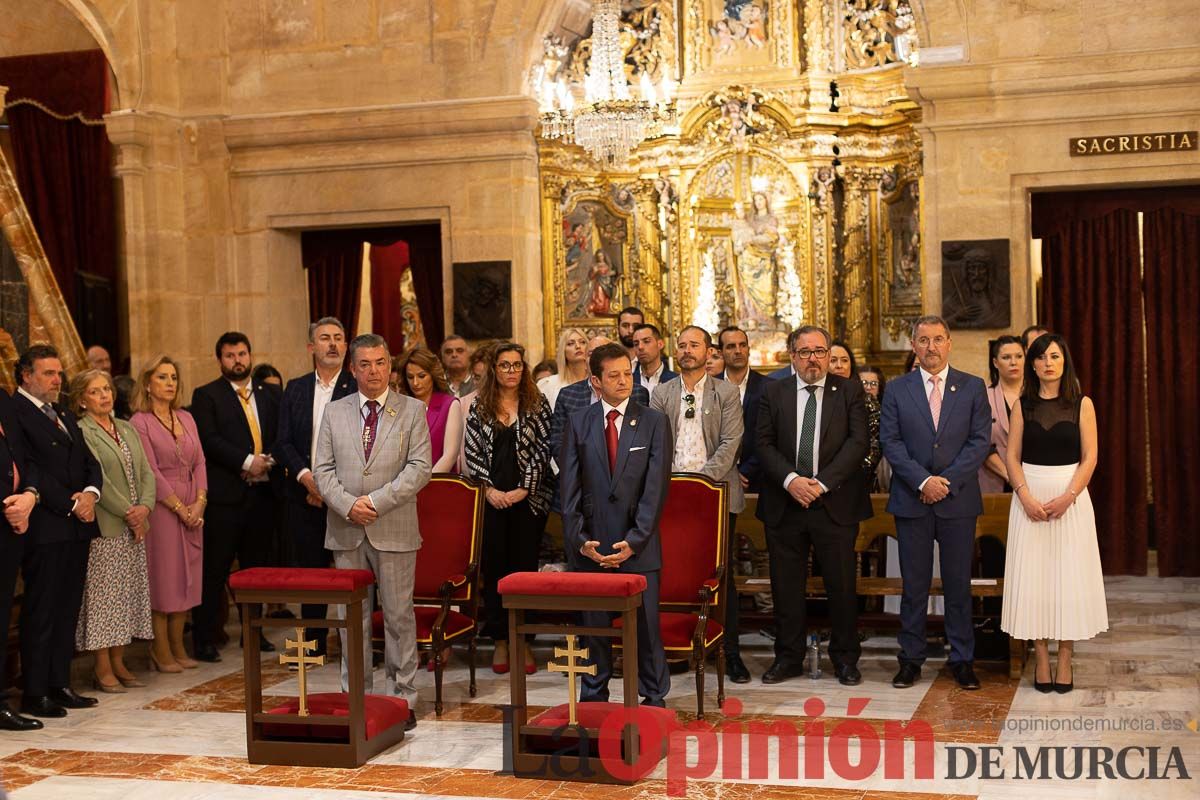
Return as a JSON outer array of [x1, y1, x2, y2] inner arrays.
[[463, 343, 552, 675]]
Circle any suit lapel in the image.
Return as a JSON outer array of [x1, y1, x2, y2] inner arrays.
[[906, 373, 937, 434], [819, 377, 837, 439], [365, 391, 401, 469], [584, 401, 608, 477], [223, 381, 254, 444], [702, 377, 720, 452], [779, 378, 798, 464], [82, 416, 122, 460], [937, 368, 964, 438], [610, 402, 643, 489]]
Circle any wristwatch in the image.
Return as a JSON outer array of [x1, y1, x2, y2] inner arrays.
[[22, 486, 40, 505]]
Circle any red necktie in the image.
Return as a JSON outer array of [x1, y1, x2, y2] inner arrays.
[[605, 408, 620, 474], [363, 400, 380, 460]]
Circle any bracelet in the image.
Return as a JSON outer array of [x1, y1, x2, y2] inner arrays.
[[1012, 483, 1027, 493], [1068, 489, 1078, 496]]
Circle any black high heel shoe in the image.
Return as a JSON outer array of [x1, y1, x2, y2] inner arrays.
[[1033, 664, 1054, 693], [1053, 662, 1073, 693]]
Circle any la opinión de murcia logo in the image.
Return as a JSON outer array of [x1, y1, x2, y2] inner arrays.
[[501, 700, 1194, 795]]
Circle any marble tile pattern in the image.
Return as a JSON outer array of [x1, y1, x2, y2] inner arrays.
[[0, 574, 1195, 799]]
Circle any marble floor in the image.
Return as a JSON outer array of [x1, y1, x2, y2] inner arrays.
[[1, 574, 1196, 799]]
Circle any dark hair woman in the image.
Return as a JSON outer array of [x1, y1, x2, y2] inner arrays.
[[463, 343, 553, 675], [980, 335, 1025, 492], [396, 347, 462, 474], [1001, 334, 1105, 694]]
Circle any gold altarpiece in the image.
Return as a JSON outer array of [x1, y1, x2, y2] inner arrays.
[[537, 0, 924, 369]]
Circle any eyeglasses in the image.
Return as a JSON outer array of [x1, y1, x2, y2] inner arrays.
[[915, 336, 948, 348], [495, 362, 524, 373], [792, 348, 829, 359], [684, 393, 696, 419], [861, 380, 879, 388]]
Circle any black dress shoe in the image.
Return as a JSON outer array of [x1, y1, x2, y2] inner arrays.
[[949, 662, 981, 690], [1033, 666, 1054, 693], [761, 660, 805, 685], [404, 711, 417, 731], [19, 696, 67, 718], [0, 706, 44, 730], [194, 644, 222, 663], [725, 655, 751, 684], [259, 633, 276, 653], [892, 663, 921, 688], [48, 688, 98, 709], [640, 698, 667, 708], [835, 664, 862, 686]]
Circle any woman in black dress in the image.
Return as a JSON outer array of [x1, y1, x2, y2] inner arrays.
[[463, 343, 553, 675]]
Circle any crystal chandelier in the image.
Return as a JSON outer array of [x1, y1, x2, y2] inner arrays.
[[539, 0, 677, 166]]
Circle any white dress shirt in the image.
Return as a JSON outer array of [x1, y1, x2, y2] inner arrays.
[[783, 375, 828, 492], [726, 368, 751, 403], [599, 397, 630, 438], [638, 360, 668, 394], [230, 379, 271, 482], [297, 370, 341, 483]]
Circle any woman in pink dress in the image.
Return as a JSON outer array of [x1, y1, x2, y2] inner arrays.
[[395, 346, 462, 473], [129, 355, 208, 672]]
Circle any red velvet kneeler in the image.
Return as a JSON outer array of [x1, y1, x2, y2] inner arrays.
[[230, 567, 408, 768], [498, 571, 676, 785]]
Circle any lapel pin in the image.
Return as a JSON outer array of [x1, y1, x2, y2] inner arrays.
[[386, 407, 397, 417], [950, 385, 958, 392], [630, 418, 638, 427], [831, 385, 838, 391]]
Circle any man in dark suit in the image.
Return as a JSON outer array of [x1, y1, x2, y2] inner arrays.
[[756, 326, 872, 686], [560, 342, 673, 706], [715, 325, 770, 683], [191, 331, 282, 662], [631, 323, 677, 394], [12, 345, 103, 718], [274, 317, 356, 657], [880, 315, 990, 690], [0, 383, 43, 730]]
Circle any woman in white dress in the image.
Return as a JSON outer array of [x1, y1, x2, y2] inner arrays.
[[1001, 334, 1106, 694], [535, 328, 589, 411]]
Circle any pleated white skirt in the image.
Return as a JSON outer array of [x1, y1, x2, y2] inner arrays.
[[1001, 463, 1109, 641]]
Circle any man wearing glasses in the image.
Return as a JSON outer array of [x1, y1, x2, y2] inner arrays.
[[755, 326, 872, 686], [879, 315, 990, 691], [650, 327, 747, 680]]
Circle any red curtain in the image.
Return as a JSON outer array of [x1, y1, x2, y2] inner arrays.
[[1037, 205, 1148, 575], [368, 240, 411, 352], [1143, 207, 1200, 576], [302, 224, 444, 349], [0, 49, 115, 327]]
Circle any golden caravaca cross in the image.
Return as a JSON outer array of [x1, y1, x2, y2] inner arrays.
[[547, 635, 597, 726], [279, 627, 325, 717]]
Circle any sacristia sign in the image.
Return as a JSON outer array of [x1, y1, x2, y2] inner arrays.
[[1069, 131, 1197, 156]]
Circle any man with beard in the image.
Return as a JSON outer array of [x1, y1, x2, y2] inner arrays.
[[273, 318, 357, 658], [616, 306, 645, 359], [190, 332, 282, 662]]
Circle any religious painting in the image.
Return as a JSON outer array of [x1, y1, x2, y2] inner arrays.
[[731, 190, 781, 325], [881, 172, 921, 308], [562, 199, 628, 321], [941, 239, 1010, 329], [709, 0, 769, 55], [452, 261, 512, 340]]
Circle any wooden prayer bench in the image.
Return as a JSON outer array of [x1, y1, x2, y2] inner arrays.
[[230, 567, 409, 769]]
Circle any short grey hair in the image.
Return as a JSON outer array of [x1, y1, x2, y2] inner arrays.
[[348, 333, 389, 363], [308, 316, 345, 342], [792, 325, 832, 347], [911, 315, 950, 340]]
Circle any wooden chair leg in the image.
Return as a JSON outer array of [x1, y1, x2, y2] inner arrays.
[[715, 640, 726, 710], [468, 637, 478, 698], [434, 645, 445, 716], [695, 644, 706, 718]]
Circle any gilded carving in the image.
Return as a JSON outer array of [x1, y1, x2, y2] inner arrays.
[[844, 0, 919, 71]]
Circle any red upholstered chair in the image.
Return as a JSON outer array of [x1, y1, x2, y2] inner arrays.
[[372, 474, 485, 714], [614, 473, 728, 716]]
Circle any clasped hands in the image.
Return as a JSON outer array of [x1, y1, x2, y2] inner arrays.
[[241, 453, 274, 482], [920, 476, 951, 504], [348, 496, 378, 526], [1019, 491, 1073, 523], [2, 491, 36, 533], [581, 539, 633, 569], [787, 476, 824, 508], [299, 472, 325, 509], [486, 487, 528, 510]]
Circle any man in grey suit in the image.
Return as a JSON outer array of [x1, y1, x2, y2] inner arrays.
[[649, 326, 749, 682], [314, 333, 432, 728], [560, 343, 673, 706]]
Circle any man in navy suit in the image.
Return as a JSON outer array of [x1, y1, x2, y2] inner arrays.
[[0, 385, 40, 730], [715, 325, 770, 683], [560, 342, 673, 707], [631, 323, 677, 393], [12, 345, 103, 718], [274, 317, 357, 656], [191, 332, 283, 661], [880, 315, 991, 690]]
